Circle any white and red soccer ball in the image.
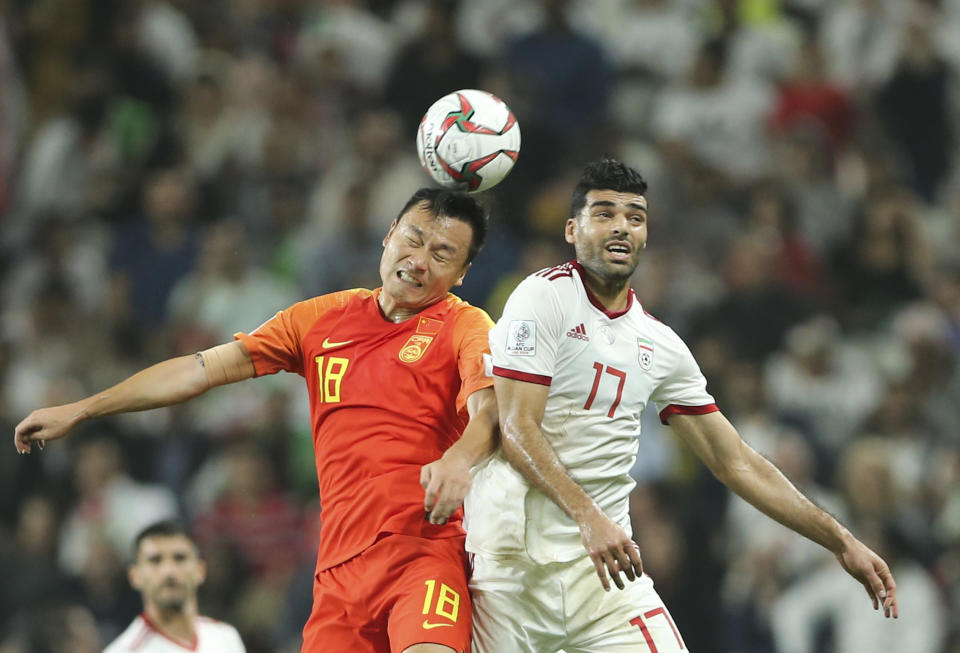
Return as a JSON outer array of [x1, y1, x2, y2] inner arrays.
[[416, 89, 521, 193]]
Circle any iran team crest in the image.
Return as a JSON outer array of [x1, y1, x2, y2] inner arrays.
[[638, 337, 654, 371], [399, 335, 434, 363]]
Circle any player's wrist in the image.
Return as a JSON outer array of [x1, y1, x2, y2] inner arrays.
[[439, 446, 472, 469], [570, 496, 604, 525], [825, 523, 855, 555], [72, 399, 96, 423]]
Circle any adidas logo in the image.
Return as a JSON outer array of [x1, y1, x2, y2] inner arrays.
[[566, 323, 589, 341]]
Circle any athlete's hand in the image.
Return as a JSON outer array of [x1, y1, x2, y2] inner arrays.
[[420, 449, 472, 525], [577, 506, 643, 591], [14, 403, 85, 454], [835, 535, 899, 618]]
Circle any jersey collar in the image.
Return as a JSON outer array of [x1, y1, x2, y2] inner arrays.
[[570, 260, 636, 319], [371, 287, 451, 324], [140, 612, 198, 651]]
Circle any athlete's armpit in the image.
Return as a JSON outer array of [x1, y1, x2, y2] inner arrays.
[[198, 341, 256, 387]]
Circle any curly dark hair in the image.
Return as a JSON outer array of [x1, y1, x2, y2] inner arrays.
[[569, 157, 648, 219]]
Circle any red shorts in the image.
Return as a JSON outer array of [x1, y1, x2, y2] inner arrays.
[[302, 533, 472, 653]]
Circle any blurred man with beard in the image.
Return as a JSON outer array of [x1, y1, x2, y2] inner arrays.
[[103, 520, 245, 652]]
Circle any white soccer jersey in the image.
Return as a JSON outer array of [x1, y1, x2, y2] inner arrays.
[[103, 614, 245, 653], [466, 261, 717, 564]]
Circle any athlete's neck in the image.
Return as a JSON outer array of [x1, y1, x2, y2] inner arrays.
[[144, 602, 197, 646], [579, 264, 631, 312], [377, 290, 434, 323]]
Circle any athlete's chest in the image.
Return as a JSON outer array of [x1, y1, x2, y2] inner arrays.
[[301, 307, 458, 407], [550, 311, 665, 419]]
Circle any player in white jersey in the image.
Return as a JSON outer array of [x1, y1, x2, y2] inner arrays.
[[103, 520, 245, 653], [467, 158, 899, 653]]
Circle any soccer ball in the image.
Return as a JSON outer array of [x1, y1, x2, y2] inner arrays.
[[416, 89, 521, 193]]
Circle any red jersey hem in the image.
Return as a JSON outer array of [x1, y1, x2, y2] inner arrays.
[[659, 403, 719, 425], [492, 366, 552, 386]]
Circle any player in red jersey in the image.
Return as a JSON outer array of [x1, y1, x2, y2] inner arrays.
[[15, 188, 499, 653]]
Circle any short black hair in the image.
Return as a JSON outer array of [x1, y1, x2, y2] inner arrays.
[[569, 158, 648, 219], [133, 519, 196, 558], [395, 187, 488, 264]]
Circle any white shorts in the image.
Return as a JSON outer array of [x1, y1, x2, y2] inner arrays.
[[470, 553, 689, 653]]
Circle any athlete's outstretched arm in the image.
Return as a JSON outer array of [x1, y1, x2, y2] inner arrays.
[[421, 386, 499, 525], [668, 410, 899, 618], [494, 375, 643, 591], [14, 341, 255, 454]]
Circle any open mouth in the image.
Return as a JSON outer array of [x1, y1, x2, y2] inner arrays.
[[605, 241, 632, 262], [397, 270, 423, 288]]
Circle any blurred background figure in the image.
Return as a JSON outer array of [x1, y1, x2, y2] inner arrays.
[[104, 519, 245, 652], [2, 0, 958, 651]]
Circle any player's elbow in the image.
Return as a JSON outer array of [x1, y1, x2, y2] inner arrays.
[[178, 358, 213, 400], [185, 368, 213, 398]]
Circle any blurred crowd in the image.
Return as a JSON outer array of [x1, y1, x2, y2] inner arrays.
[[1, 0, 959, 651]]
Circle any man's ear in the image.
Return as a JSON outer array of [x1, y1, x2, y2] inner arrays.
[[565, 218, 577, 245], [128, 565, 142, 591], [453, 262, 471, 287], [383, 219, 400, 248]]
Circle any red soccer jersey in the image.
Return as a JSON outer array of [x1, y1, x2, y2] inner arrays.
[[234, 288, 493, 572]]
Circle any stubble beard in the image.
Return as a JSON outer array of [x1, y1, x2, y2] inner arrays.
[[152, 585, 189, 613], [583, 249, 638, 287]]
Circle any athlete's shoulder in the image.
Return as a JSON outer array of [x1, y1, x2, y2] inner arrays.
[[197, 616, 245, 650], [635, 303, 690, 351], [512, 262, 580, 300], [308, 288, 373, 313], [531, 261, 578, 282], [444, 293, 492, 320], [101, 617, 148, 653]]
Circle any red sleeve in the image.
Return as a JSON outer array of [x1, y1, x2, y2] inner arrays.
[[235, 292, 356, 376], [453, 305, 494, 415]]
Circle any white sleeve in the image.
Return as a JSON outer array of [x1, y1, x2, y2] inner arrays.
[[489, 275, 565, 385], [650, 332, 717, 423]]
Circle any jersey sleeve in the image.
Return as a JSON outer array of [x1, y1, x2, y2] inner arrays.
[[233, 289, 363, 377], [489, 275, 565, 385], [453, 305, 495, 414], [234, 298, 318, 376], [650, 333, 718, 424]]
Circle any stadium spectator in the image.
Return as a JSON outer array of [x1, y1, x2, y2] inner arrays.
[[652, 38, 774, 184], [58, 437, 179, 578], [109, 167, 202, 334], [764, 314, 882, 458], [384, 0, 483, 135], [876, 6, 955, 200]]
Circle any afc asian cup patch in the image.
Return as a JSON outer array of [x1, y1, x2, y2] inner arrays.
[[638, 337, 654, 371], [399, 334, 434, 363], [506, 320, 536, 356]]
